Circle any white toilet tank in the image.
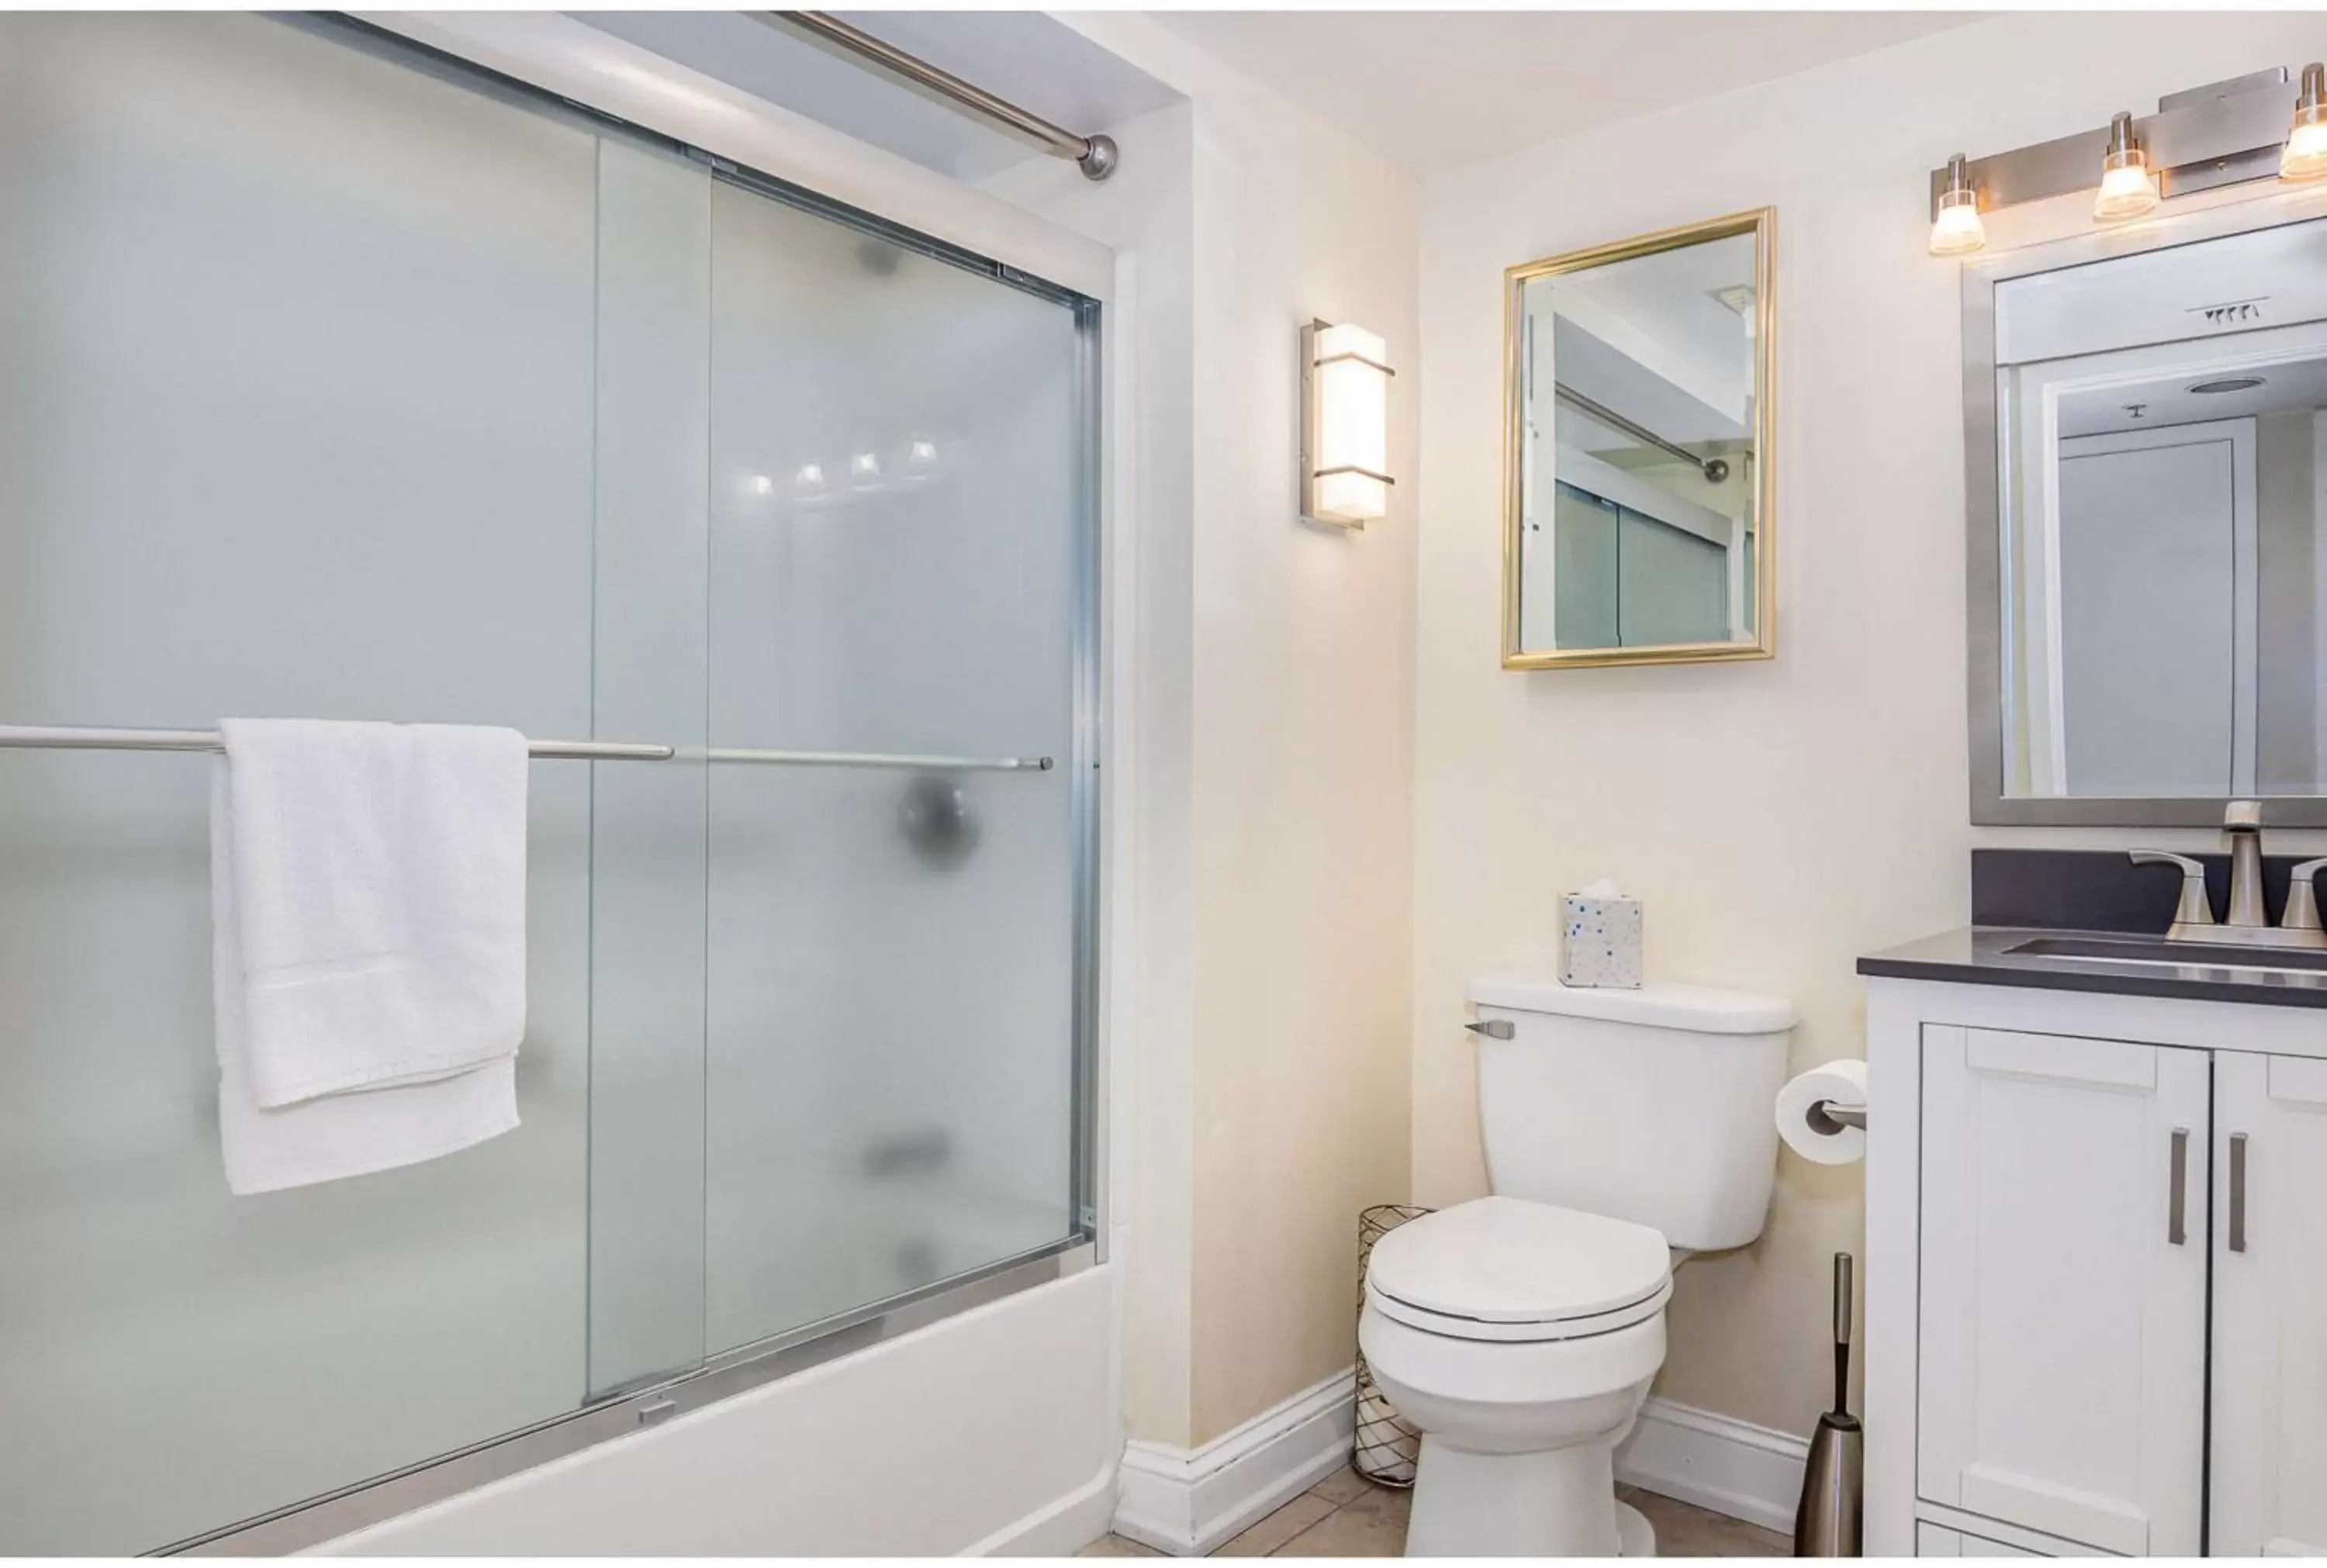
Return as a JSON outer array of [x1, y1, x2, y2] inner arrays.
[[1468, 978, 1794, 1252]]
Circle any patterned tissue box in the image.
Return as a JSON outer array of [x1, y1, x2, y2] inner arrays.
[[1560, 895, 1643, 989]]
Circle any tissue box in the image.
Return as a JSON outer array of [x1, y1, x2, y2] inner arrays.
[[1560, 894, 1643, 989]]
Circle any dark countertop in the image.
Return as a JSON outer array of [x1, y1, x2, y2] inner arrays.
[[1858, 926, 2327, 1010]]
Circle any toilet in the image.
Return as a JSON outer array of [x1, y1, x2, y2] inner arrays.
[[1360, 978, 1795, 1557]]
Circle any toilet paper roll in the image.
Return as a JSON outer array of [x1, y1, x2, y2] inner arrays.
[[1776, 1059, 1869, 1166]]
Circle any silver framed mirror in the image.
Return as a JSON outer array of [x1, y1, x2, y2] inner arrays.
[[1966, 193, 2327, 825], [1502, 206, 1776, 670]]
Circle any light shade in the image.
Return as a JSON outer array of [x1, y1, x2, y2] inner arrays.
[[2284, 62, 2327, 181], [2094, 112, 2156, 222], [1304, 320, 1392, 527], [1928, 154, 1985, 257]]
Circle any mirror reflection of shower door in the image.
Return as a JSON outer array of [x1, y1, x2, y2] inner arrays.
[[703, 178, 1091, 1354], [2052, 423, 2256, 798]]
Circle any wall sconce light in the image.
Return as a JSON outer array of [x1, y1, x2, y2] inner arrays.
[[2093, 112, 2159, 222], [1300, 319, 1392, 529], [1928, 153, 1986, 256], [2284, 62, 2327, 181]]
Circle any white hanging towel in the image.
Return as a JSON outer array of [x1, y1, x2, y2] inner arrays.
[[211, 719, 528, 1194]]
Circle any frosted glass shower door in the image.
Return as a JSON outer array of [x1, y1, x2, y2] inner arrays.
[[704, 179, 1092, 1352], [0, 15, 594, 1551]]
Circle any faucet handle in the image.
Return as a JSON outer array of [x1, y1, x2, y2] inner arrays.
[[2132, 850, 2218, 938], [2284, 858, 2327, 934]]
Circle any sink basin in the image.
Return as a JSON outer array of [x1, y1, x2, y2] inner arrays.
[[2007, 934, 2327, 976]]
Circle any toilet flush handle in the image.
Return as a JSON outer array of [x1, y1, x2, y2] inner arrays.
[[1464, 1018, 1515, 1040]]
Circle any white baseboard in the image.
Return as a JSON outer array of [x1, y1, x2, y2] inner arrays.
[[1615, 1397, 1810, 1538], [1111, 1368, 1357, 1556]]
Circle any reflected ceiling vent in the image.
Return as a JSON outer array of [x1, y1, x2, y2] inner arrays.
[[2187, 375, 2267, 394]]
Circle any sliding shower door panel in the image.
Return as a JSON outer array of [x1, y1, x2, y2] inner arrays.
[[704, 181, 1087, 1354], [0, 15, 593, 1552]]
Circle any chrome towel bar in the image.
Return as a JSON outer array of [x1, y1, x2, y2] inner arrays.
[[0, 724, 1053, 773]]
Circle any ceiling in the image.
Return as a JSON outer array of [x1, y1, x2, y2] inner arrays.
[[1149, 11, 1978, 178], [2059, 353, 2327, 440]]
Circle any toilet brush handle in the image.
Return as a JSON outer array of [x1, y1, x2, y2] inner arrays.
[[1831, 1253, 1854, 1416]]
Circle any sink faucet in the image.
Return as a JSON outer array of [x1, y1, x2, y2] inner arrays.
[[2131, 801, 2327, 950]]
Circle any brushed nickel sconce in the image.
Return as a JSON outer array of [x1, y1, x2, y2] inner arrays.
[[1300, 319, 1393, 529]]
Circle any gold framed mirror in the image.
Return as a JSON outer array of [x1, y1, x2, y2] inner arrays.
[[1502, 207, 1776, 669]]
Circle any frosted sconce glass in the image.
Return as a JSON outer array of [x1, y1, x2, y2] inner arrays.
[[2093, 112, 2157, 222], [2284, 63, 2327, 181], [1302, 319, 1393, 528], [1928, 154, 1985, 256]]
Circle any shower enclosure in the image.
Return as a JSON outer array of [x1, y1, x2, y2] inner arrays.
[[0, 13, 1099, 1554]]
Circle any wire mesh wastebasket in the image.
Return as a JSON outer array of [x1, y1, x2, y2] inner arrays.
[[1353, 1204, 1433, 1487]]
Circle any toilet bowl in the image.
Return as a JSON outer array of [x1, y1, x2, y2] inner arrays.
[[1364, 979, 1794, 1557], [1361, 1196, 1671, 1556]]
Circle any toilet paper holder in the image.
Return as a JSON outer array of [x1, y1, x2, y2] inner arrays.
[[1806, 1100, 1867, 1135]]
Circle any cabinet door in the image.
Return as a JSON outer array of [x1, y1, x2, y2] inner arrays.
[[1918, 1027, 2207, 1556], [2211, 1052, 2327, 1557]]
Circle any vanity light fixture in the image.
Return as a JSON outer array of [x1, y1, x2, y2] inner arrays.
[[2093, 112, 2159, 222], [2284, 62, 2327, 181], [1928, 154, 1986, 256], [1300, 319, 1393, 529], [1928, 68, 2316, 252]]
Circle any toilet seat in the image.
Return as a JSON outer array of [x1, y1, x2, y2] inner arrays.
[[1366, 1195, 1672, 1344]]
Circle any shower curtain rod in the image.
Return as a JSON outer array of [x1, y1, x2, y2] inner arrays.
[[758, 11, 1119, 181], [0, 725, 1054, 772], [1553, 383, 1733, 485]]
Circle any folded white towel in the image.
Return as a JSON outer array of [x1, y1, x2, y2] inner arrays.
[[211, 719, 528, 1194]]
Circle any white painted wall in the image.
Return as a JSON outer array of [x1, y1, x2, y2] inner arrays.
[[994, 15, 1421, 1451], [1414, 12, 2327, 1440]]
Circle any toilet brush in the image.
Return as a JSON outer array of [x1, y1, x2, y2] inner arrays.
[[1793, 1252, 1863, 1556]]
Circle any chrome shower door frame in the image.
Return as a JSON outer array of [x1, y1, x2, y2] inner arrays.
[[161, 14, 1115, 1554]]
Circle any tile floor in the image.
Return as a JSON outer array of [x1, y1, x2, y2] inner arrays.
[[1077, 1471, 1789, 1559]]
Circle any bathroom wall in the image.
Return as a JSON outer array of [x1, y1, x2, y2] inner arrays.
[[993, 15, 1421, 1450], [1414, 12, 2327, 1439]]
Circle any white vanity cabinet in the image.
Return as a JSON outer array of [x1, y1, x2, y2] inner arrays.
[[2209, 1052, 2327, 1558], [1916, 1027, 2206, 1556], [1863, 974, 2327, 1559]]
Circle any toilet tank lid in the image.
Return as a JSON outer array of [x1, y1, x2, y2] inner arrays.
[[1468, 978, 1795, 1034]]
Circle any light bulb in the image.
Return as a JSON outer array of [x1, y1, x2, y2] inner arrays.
[[750, 474, 774, 497], [2094, 112, 2157, 223], [1928, 154, 1985, 257], [2284, 63, 2327, 181], [850, 452, 880, 483]]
